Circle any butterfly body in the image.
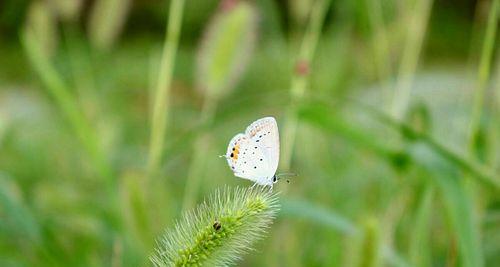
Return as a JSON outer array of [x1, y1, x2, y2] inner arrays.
[[225, 117, 280, 186]]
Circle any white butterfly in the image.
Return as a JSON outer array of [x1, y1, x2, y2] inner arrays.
[[224, 117, 280, 187]]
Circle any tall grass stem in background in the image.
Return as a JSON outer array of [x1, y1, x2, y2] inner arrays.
[[299, 101, 500, 189], [467, 0, 499, 154], [358, 218, 381, 267], [181, 1, 258, 211], [492, 59, 500, 170], [181, 99, 217, 211], [88, 0, 132, 51], [390, 0, 433, 120], [20, 28, 112, 182], [365, 0, 393, 109], [282, 0, 332, 170], [409, 186, 434, 267], [281, 199, 410, 266], [151, 186, 279, 266], [147, 0, 186, 177]]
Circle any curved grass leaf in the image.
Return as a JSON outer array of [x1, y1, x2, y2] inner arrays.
[[410, 144, 483, 267]]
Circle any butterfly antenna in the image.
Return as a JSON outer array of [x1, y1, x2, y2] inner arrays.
[[218, 154, 228, 159]]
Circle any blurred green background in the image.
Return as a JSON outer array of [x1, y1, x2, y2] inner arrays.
[[0, 0, 499, 266]]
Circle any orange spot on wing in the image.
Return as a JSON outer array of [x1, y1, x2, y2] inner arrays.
[[232, 144, 240, 161]]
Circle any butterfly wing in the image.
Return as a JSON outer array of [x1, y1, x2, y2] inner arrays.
[[226, 132, 273, 185], [245, 117, 280, 180]]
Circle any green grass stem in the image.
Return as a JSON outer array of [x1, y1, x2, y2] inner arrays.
[[390, 0, 433, 120], [358, 218, 381, 267], [147, 0, 186, 177], [280, 198, 409, 267], [468, 0, 499, 155], [20, 28, 111, 181], [181, 1, 257, 211], [298, 101, 500, 189], [282, 0, 332, 170], [409, 185, 434, 266], [181, 98, 217, 211], [365, 0, 393, 108]]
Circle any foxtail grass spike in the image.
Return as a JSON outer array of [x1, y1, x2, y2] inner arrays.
[[196, 0, 258, 101], [151, 186, 279, 267]]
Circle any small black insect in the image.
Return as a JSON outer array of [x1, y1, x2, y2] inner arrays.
[[213, 221, 222, 231]]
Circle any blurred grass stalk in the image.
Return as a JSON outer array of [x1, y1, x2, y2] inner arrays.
[[462, 3, 498, 266], [365, 0, 393, 108], [147, 0, 186, 177], [181, 0, 258, 210], [282, 0, 331, 170], [88, 0, 132, 51], [299, 101, 497, 266], [281, 199, 410, 266], [181, 104, 216, 211], [493, 58, 500, 170], [467, 0, 499, 155], [300, 102, 500, 188], [358, 218, 381, 267], [390, 0, 433, 120], [278, 3, 331, 264], [408, 186, 434, 266], [25, 1, 58, 58], [20, 22, 112, 182]]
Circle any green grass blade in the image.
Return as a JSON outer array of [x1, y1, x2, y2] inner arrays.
[[358, 218, 381, 267], [281, 0, 332, 170], [281, 198, 358, 235], [280, 198, 410, 267], [409, 185, 434, 266], [390, 0, 434, 119], [20, 28, 111, 181], [147, 0, 186, 176], [410, 145, 484, 267], [468, 0, 499, 151]]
